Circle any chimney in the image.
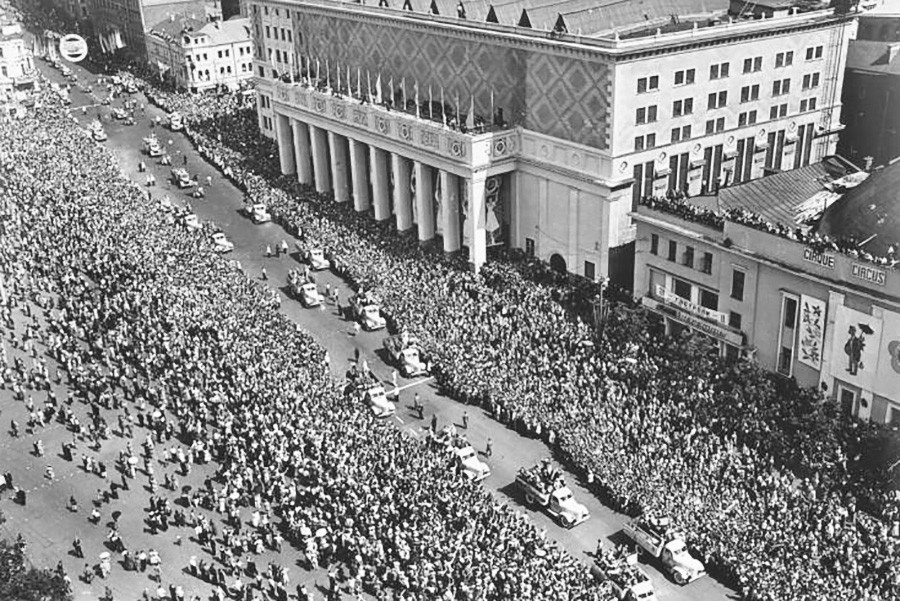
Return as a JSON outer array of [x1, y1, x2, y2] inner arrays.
[[889, 42, 900, 63]]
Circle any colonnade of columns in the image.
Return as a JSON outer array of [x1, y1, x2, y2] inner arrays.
[[273, 112, 487, 269]]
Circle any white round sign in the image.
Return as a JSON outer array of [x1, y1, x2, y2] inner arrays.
[[59, 34, 88, 63]]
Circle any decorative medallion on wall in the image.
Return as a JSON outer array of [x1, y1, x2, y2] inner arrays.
[[352, 110, 368, 127], [789, 121, 797, 132], [313, 98, 326, 113], [277, 87, 289, 102], [376, 117, 389, 135], [421, 130, 438, 149], [758, 128, 766, 139], [569, 152, 581, 167], [539, 144, 550, 158], [449, 139, 465, 158], [399, 123, 413, 142], [333, 103, 346, 120], [293, 90, 307, 107], [657, 151, 667, 164], [619, 161, 628, 173], [692, 143, 702, 155], [493, 137, 508, 157]]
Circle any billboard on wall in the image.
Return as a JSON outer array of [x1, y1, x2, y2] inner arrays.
[[874, 310, 900, 400], [830, 306, 883, 391], [798, 295, 827, 370]]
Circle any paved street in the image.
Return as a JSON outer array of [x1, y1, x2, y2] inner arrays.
[[4, 58, 738, 601]]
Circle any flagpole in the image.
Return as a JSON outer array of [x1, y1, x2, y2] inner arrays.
[[490, 87, 495, 127], [367, 70, 371, 102], [401, 77, 406, 110], [429, 85, 433, 120], [455, 92, 460, 127], [441, 87, 446, 126], [356, 68, 361, 99]]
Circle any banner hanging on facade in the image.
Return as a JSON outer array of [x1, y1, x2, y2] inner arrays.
[[830, 305, 883, 391], [797, 295, 827, 370], [874, 309, 900, 400]]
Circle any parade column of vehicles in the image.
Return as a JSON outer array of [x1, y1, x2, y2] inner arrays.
[[516, 460, 590, 528]]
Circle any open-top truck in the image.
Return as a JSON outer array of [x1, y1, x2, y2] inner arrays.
[[516, 460, 589, 528], [382, 333, 428, 377], [623, 516, 706, 585], [591, 547, 658, 601]]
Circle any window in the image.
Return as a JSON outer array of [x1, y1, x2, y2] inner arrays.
[[670, 125, 692, 143], [668, 240, 677, 262], [802, 72, 820, 90], [0, 66, 6, 78], [635, 105, 657, 124], [742, 56, 762, 73], [805, 45, 824, 61], [777, 294, 799, 376], [584, 261, 595, 281], [637, 75, 659, 93], [672, 98, 693, 117], [525, 238, 535, 257], [740, 84, 760, 103], [709, 62, 730, 79], [699, 289, 718, 311], [800, 97, 818, 112], [738, 110, 757, 127], [730, 269, 745, 300], [674, 68, 695, 86], [705, 117, 725, 134], [708, 91, 727, 109], [770, 103, 789, 119], [729, 311, 742, 329], [265, 25, 270, 38], [217, 50, 222, 59], [258, 66, 265, 77], [683, 246, 695, 268], [773, 79, 791, 96], [701, 252, 713, 274], [634, 134, 656, 151], [775, 51, 794, 68], [650, 234, 659, 255], [673, 278, 691, 300]]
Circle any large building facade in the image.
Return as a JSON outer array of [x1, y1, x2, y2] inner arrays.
[[0, 18, 36, 105], [250, 0, 854, 282], [87, 0, 206, 61]]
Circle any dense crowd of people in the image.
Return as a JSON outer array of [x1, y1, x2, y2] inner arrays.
[[1, 93, 613, 600], [139, 82, 900, 600]]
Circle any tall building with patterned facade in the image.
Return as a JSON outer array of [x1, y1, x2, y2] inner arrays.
[[251, 0, 854, 283]]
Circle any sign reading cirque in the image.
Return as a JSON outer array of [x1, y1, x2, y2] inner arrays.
[[59, 34, 88, 63]]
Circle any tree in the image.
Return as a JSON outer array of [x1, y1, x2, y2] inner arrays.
[[0, 527, 71, 601]]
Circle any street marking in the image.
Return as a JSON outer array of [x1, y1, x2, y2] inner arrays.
[[393, 377, 434, 393], [394, 416, 404, 424]]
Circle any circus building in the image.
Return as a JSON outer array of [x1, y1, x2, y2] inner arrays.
[[251, 0, 855, 283]]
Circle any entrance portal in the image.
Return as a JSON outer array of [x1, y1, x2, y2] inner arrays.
[[549, 253, 567, 274]]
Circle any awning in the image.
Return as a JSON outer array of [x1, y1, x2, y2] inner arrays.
[[641, 296, 744, 346]]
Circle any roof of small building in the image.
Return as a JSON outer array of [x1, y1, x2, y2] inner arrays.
[[817, 159, 900, 256], [846, 39, 900, 75], [148, 15, 250, 45]]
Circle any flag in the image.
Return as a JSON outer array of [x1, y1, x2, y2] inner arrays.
[[346, 66, 351, 96], [375, 73, 382, 105], [490, 87, 495, 125], [113, 30, 125, 50], [466, 95, 475, 129], [336, 63, 341, 92], [455, 91, 460, 126], [401, 77, 406, 109], [98, 33, 107, 54], [367, 70, 371, 102], [441, 87, 446, 126], [325, 59, 330, 89], [388, 77, 394, 104], [414, 80, 420, 118], [356, 68, 361, 99], [316, 59, 320, 84], [429, 85, 433, 120]]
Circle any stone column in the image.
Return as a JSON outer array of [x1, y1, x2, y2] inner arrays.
[[274, 113, 296, 175], [414, 161, 435, 242], [309, 124, 331, 193], [328, 131, 350, 203], [370, 146, 390, 221], [391, 153, 413, 232], [291, 119, 313, 185], [468, 175, 487, 271], [349, 139, 370, 212], [440, 171, 461, 252]]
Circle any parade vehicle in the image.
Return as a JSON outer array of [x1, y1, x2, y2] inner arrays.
[[516, 460, 590, 528], [429, 425, 490, 481], [159, 154, 172, 166], [382, 333, 428, 377], [171, 168, 194, 189], [591, 548, 658, 601], [304, 247, 331, 271], [178, 212, 202, 231], [348, 291, 387, 331], [124, 81, 138, 94], [363, 385, 396, 418], [89, 121, 107, 142], [249, 203, 272, 224], [168, 112, 184, 131], [142, 135, 162, 157], [112, 107, 127, 120], [287, 269, 324, 307], [622, 516, 706, 585], [158, 195, 174, 213], [60, 65, 71, 77], [210, 232, 234, 253]]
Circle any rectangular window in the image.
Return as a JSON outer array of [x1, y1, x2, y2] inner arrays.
[[806, 45, 824, 61], [650, 234, 659, 255], [740, 84, 760, 103], [699, 289, 718, 311], [674, 68, 695, 86], [731, 269, 745, 300], [709, 62, 730, 79], [670, 125, 691, 143], [802, 73, 821, 90], [646, 133, 656, 149], [673, 98, 693, 117], [673, 278, 691, 300], [800, 97, 818, 112], [776, 50, 794, 68], [777, 294, 799, 376], [683, 246, 695, 268], [584, 261, 595, 281], [704, 117, 726, 134], [637, 75, 659, 93], [634, 136, 645, 152], [729, 311, 743, 330], [636, 106, 657, 124], [770, 103, 788, 119], [773, 79, 791, 96], [525, 238, 535, 257], [668, 240, 677, 262], [258, 66, 265, 77], [265, 25, 270, 38], [701, 252, 713, 274], [743, 56, 763, 73], [738, 110, 758, 127], [708, 90, 727, 109]]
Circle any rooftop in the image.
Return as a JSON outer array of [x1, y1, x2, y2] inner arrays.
[[817, 159, 900, 257], [847, 39, 900, 74], [149, 15, 250, 45]]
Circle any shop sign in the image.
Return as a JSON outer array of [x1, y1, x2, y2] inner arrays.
[[655, 285, 727, 324], [802, 247, 836, 270], [642, 297, 743, 346], [850, 263, 887, 286]]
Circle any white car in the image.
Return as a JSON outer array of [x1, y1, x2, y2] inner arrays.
[[299, 282, 324, 307], [211, 232, 234, 253], [250, 203, 272, 224], [364, 385, 395, 418], [181, 213, 202, 231], [168, 112, 183, 131], [454, 445, 490, 482], [307, 248, 330, 271], [360, 304, 387, 331]]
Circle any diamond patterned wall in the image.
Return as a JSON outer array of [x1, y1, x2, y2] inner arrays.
[[296, 12, 609, 149]]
